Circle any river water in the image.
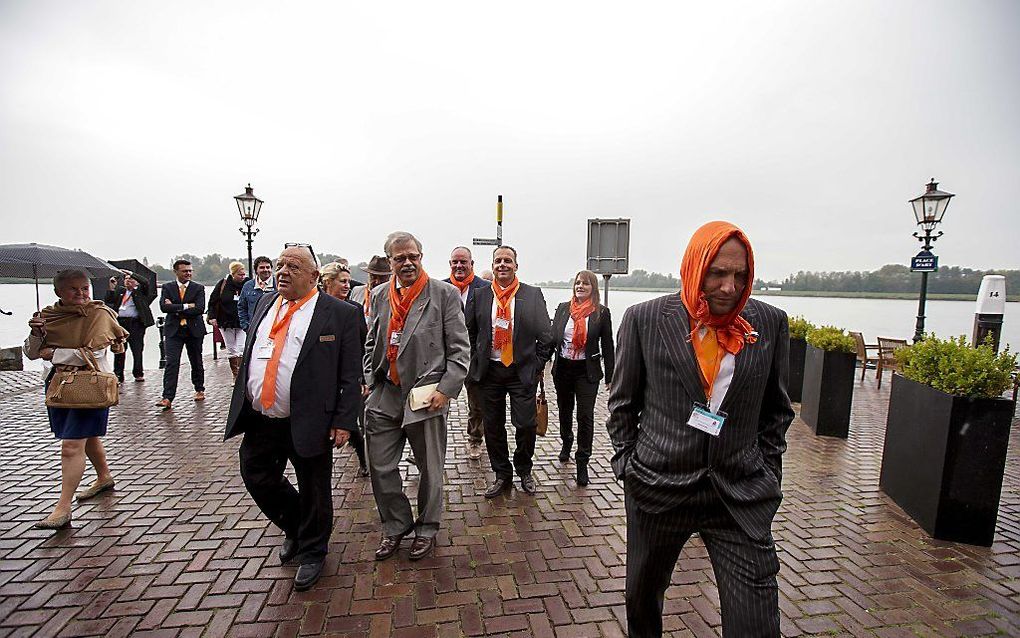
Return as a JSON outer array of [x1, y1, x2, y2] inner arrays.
[[1, 282, 1015, 372]]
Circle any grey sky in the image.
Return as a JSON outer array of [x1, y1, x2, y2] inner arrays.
[[1, 1, 1017, 283]]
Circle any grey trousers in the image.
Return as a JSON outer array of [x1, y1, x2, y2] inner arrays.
[[366, 383, 448, 539]]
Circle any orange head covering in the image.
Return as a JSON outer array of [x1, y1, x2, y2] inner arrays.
[[680, 221, 757, 357]]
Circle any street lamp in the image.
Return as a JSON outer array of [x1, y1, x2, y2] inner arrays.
[[908, 178, 955, 343], [234, 183, 264, 275]]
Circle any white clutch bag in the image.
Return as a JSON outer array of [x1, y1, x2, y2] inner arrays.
[[408, 383, 439, 411]]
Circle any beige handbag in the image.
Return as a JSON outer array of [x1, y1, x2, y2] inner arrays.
[[45, 348, 119, 409], [535, 379, 549, 436]]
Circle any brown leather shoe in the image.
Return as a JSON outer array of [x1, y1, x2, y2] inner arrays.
[[156, 398, 172, 410], [374, 532, 407, 561], [408, 536, 435, 561], [194, 391, 205, 402], [34, 512, 71, 530]]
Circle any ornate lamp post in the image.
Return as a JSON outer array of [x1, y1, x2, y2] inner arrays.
[[908, 178, 955, 343], [234, 183, 264, 275]]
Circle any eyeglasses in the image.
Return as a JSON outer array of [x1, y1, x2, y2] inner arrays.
[[284, 243, 318, 266], [390, 253, 421, 264]]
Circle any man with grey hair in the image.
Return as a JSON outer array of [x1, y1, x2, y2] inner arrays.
[[363, 231, 470, 562]]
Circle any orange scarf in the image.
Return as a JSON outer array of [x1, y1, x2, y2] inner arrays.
[[260, 288, 318, 410], [363, 285, 372, 319], [568, 297, 595, 356], [680, 221, 757, 397], [449, 272, 475, 294], [386, 272, 430, 384], [492, 277, 519, 366]]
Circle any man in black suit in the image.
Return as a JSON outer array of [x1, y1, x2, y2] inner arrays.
[[607, 221, 794, 637], [104, 269, 155, 383], [157, 259, 207, 410], [225, 246, 362, 591], [465, 246, 553, 497], [443, 246, 491, 459]]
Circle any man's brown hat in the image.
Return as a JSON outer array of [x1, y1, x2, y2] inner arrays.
[[363, 255, 391, 276]]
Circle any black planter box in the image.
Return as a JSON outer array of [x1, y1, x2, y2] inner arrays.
[[880, 374, 1015, 546], [799, 344, 855, 438], [788, 337, 806, 403]]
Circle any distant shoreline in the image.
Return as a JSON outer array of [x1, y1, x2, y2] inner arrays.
[[539, 284, 1019, 302]]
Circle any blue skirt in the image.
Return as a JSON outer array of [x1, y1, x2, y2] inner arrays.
[[45, 371, 110, 440]]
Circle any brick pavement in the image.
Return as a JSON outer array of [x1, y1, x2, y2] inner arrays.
[[0, 357, 1017, 637]]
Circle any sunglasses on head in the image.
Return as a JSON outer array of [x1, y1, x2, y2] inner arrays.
[[284, 243, 318, 266]]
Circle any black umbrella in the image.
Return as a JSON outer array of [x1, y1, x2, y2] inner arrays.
[[0, 243, 122, 311]]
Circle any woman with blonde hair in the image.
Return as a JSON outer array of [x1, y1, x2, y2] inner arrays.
[[24, 269, 129, 529], [550, 270, 615, 486], [208, 261, 249, 382], [320, 261, 369, 477]]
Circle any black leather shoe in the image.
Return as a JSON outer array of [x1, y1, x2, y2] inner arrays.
[[484, 477, 512, 499], [408, 536, 435, 561], [576, 464, 590, 487], [375, 532, 407, 561], [558, 442, 572, 462], [520, 473, 538, 494], [294, 560, 324, 591], [279, 538, 298, 564]]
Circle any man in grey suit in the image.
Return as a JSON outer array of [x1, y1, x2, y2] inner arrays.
[[363, 231, 470, 562], [608, 221, 794, 638]]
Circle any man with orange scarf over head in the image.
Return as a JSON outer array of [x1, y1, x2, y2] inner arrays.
[[465, 246, 553, 498], [363, 231, 470, 562], [443, 246, 491, 459], [607, 221, 794, 637]]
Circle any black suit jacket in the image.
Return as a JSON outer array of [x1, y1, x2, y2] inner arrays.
[[465, 282, 553, 387], [342, 298, 368, 384], [550, 302, 615, 384], [160, 281, 207, 339], [442, 276, 490, 309], [104, 276, 155, 328], [224, 292, 362, 458], [606, 294, 794, 541]]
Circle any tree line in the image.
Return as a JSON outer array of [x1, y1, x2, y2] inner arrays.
[[144, 253, 365, 284], [539, 265, 1020, 295]]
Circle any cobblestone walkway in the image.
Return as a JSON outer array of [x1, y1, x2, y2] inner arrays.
[[0, 359, 1017, 637]]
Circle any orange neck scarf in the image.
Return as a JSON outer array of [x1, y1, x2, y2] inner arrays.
[[568, 297, 595, 355], [386, 272, 429, 384], [492, 277, 520, 366], [449, 272, 475, 294], [260, 288, 318, 410], [680, 221, 757, 397]]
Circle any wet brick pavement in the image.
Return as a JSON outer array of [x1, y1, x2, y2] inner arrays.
[[0, 356, 1017, 637]]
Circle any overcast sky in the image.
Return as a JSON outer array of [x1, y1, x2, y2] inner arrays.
[[1, 1, 1017, 283]]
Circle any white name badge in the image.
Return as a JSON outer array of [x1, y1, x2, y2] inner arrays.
[[687, 403, 726, 437], [256, 341, 274, 359], [390, 331, 402, 346], [494, 317, 510, 330]]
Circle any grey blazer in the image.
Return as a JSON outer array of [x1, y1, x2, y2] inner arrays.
[[363, 278, 471, 425], [606, 294, 794, 541]]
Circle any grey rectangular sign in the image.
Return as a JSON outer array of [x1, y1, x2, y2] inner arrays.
[[472, 238, 499, 246], [586, 218, 630, 275]]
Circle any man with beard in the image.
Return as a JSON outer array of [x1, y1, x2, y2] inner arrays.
[[443, 246, 489, 459], [225, 246, 362, 591], [607, 221, 794, 637], [465, 246, 553, 497], [363, 232, 470, 562]]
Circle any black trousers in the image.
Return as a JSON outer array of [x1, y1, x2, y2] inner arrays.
[[239, 413, 333, 564], [480, 362, 538, 480], [162, 332, 204, 400], [552, 357, 598, 465], [625, 487, 780, 638], [349, 394, 367, 467], [114, 317, 146, 381]]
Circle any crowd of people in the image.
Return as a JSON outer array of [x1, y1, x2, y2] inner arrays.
[[23, 222, 794, 637]]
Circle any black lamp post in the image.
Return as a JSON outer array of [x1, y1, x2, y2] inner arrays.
[[234, 183, 264, 275], [909, 178, 955, 343]]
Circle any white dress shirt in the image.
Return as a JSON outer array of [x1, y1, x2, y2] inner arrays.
[[246, 291, 319, 418], [459, 287, 469, 307], [697, 326, 735, 413], [490, 296, 516, 361], [559, 316, 589, 360], [118, 290, 139, 318]]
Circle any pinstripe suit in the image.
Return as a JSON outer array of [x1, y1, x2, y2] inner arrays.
[[607, 293, 794, 638]]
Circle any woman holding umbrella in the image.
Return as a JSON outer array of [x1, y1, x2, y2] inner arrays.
[[23, 269, 128, 529]]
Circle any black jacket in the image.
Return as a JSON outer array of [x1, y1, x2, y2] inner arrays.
[[550, 302, 615, 384], [465, 282, 553, 388], [160, 281, 207, 339], [442, 275, 490, 310], [208, 276, 248, 329], [224, 292, 363, 458], [103, 275, 155, 328]]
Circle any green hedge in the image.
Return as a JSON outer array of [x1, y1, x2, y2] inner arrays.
[[805, 325, 856, 353], [896, 335, 1017, 398], [788, 315, 815, 340]]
